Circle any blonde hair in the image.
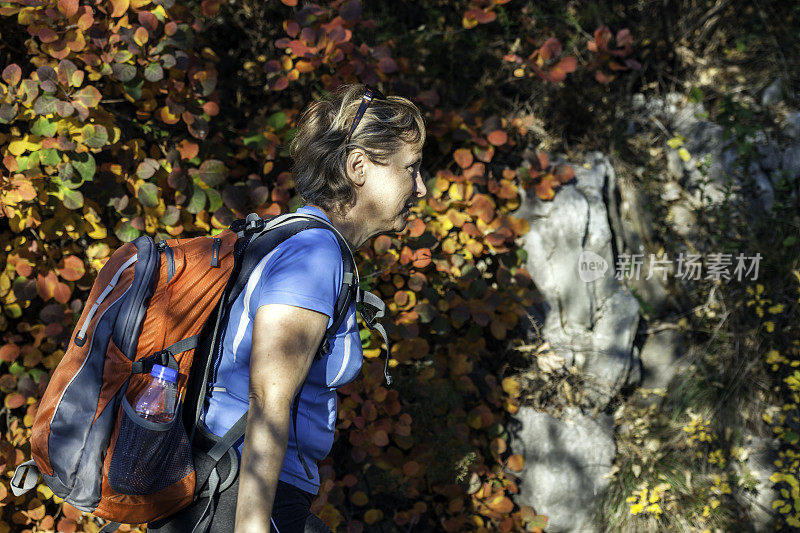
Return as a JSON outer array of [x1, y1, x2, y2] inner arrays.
[[289, 84, 426, 215]]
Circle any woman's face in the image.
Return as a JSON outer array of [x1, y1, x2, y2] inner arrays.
[[357, 142, 426, 236]]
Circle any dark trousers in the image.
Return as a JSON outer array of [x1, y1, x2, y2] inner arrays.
[[147, 424, 331, 533], [148, 478, 331, 533]]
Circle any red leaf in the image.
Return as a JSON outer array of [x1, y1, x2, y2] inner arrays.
[[38, 27, 59, 43], [487, 130, 507, 146], [554, 164, 575, 184], [412, 248, 431, 269], [5, 392, 24, 409], [271, 77, 289, 91], [377, 57, 397, 73], [285, 20, 300, 37], [0, 344, 19, 363]]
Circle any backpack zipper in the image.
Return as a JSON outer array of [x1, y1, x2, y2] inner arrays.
[[157, 240, 175, 282], [52, 283, 134, 428]]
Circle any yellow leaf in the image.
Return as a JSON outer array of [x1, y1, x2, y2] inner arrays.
[[448, 182, 462, 201], [667, 136, 684, 149], [678, 147, 691, 162], [8, 139, 27, 156], [363, 509, 384, 524]]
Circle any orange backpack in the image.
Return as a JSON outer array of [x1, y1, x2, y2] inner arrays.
[[11, 212, 390, 530]]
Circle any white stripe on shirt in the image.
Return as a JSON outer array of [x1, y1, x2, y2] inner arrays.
[[232, 250, 278, 363], [328, 309, 355, 387]]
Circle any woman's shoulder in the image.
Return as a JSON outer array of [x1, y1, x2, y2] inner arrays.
[[273, 227, 343, 264]]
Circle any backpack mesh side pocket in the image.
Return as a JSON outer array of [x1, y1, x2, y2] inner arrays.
[[108, 397, 193, 495]]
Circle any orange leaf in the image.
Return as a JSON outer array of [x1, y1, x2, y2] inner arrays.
[[178, 139, 200, 160], [280, 0, 298, 5], [487, 130, 507, 146], [554, 164, 575, 184], [373, 429, 389, 446], [507, 454, 524, 471], [56, 255, 85, 281], [109, 0, 129, 17], [26, 498, 46, 520], [133, 26, 149, 46], [490, 437, 506, 456], [406, 218, 426, 238], [534, 177, 556, 200], [373, 235, 392, 255], [453, 148, 473, 169], [58, 0, 79, 17], [402, 460, 420, 477]]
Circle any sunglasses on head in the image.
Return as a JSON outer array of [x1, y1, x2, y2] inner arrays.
[[345, 86, 386, 144]]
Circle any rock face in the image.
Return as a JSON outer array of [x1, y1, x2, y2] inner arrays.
[[510, 407, 616, 533], [518, 152, 640, 408]]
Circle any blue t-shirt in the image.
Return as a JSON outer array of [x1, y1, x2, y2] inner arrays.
[[202, 205, 363, 494]]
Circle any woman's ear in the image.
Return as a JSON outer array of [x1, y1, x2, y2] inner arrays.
[[346, 149, 366, 186]]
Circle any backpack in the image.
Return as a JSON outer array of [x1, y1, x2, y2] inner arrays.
[[11, 211, 391, 531]]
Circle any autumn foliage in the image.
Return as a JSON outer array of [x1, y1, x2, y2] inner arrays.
[[0, 0, 639, 531]]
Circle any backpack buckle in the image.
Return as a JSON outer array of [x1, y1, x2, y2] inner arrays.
[[243, 214, 265, 235]]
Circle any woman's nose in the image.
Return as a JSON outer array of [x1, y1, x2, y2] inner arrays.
[[414, 170, 427, 198]]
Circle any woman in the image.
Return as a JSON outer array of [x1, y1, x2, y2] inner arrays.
[[150, 84, 426, 532]]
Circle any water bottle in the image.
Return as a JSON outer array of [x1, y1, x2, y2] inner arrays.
[[133, 364, 178, 423]]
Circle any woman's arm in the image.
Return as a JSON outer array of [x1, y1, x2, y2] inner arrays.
[[234, 303, 329, 533]]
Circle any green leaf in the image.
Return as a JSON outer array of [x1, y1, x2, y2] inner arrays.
[[688, 86, 704, 103], [144, 62, 164, 82], [33, 94, 58, 116], [61, 188, 84, 209], [782, 235, 796, 247], [123, 79, 144, 100], [31, 116, 58, 137], [58, 161, 75, 182], [114, 50, 134, 63], [267, 111, 287, 130], [242, 132, 268, 148], [160, 205, 180, 226], [136, 158, 160, 179], [9, 362, 25, 376], [198, 159, 226, 186], [186, 185, 206, 214], [82, 124, 109, 148], [40, 148, 61, 166], [16, 155, 29, 172], [71, 152, 96, 181], [112, 63, 137, 82], [137, 182, 159, 207], [115, 219, 141, 242], [0, 103, 18, 123], [27, 151, 40, 169], [206, 186, 222, 212]]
